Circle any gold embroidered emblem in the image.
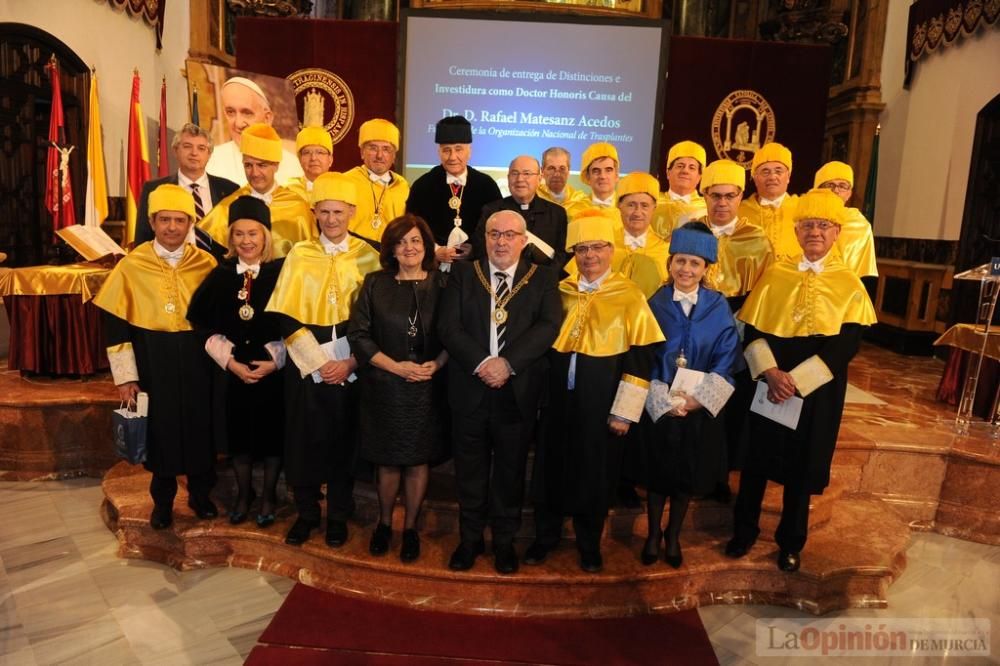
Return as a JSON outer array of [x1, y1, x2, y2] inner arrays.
[[287, 68, 355, 145], [710, 89, 777, 169]]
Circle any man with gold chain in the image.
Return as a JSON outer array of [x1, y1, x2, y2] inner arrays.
[[738, 142, 800, 262], [265, 173, 381, 548], [813, 161, 878, 289], [727, 188, 876, 572], [285, 126, 334, 201], [406, 116, 502, 267], [651, 140, 708, 237], [526, 213, 664, 573], [93, 184, 218, 530], [343, 119, 410, 251], [199, 124, 315, 259], [536, 146, 591, 221]]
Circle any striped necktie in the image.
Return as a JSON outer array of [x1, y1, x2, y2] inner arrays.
[[495, 271, 509, 352], [189, 182, 206, 220]]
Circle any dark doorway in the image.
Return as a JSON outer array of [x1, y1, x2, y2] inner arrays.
[[0, 23, 89, 267], [952, 92, 1000, 325]]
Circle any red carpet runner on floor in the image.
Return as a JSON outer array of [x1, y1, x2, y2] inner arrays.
[[248, 583, 718, 665]]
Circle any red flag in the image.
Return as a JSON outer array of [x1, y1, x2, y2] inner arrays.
[[157, 76, 169, 177], [44, 56, 76, 232], [125, 70, 151, 245]]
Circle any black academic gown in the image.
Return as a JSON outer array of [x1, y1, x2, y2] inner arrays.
[[539, 345, 655, 518], [471, 196, 570, 270], [186, 259, 285, 459], [102, 317, 214, 478], [742, 323, 864, 495], [406, 165, 502, 247]]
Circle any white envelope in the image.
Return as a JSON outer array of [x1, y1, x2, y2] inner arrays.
[[749, 380, 802, 430], [310, 337, 358, 384]]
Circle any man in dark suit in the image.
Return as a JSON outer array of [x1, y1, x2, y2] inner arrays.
[[135, 123, 239, 247], [437, 209, 562, 574], [406, 116, 502, 268], [471, 155, 569, 271]]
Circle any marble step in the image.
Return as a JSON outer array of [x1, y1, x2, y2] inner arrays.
[[102, 462, 906, 618]]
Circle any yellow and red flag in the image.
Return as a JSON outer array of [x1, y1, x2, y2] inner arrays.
[[125, 69, 151, 245], [157, 76, 169, 177], [85, 70, 108, 228], [44, 56, 77, 233]]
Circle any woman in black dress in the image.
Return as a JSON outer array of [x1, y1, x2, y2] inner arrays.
[[348, 215, 448, 562], [188, 196, 285, 527]]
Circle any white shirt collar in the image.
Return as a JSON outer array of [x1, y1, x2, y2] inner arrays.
[[668, 190, 692, 204], [236, 259, 260, 276], [591, 194, 614, 207], [305, 179, 314, 192], [250, 183, 277, 205], [798, 253, 829, 274], [624, 231, 647, 250], [320, 234, 350, 255], [445, 170, 468, 187], [578, 269, 611, 293], [368, 169, 392, 185], [711, 217, 738, 237], [759, 193, 787, 208], [177, 171, 209, 190], [153, 240, 185, 266], [488, 261, 517, 283], [548, 188, 566, 202], [673, 285, 699, 304]]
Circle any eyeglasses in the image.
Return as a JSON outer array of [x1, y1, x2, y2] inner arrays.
[[574, 242, 612, 255], [820, 181, 852, 193], [486, 230, 524, 241], [509, 170, 539, 179], [706, 192, 740, 202], [299, 148, 331, 158], [797, 220, 839, 231]]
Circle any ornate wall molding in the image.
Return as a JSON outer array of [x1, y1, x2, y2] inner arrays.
[[98, 0, 166, 49], [907, 0, 1000, 82]]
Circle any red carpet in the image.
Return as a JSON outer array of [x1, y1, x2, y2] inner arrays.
[[250, 583, 718, 665]]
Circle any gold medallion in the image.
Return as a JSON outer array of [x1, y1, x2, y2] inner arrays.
[[448, 196, 462, 210], [676, 350, 688, 368], [493, 307, 508, 325], [239, 304, 255, 321], [164, 302, 176, 314], [372, 214, 383, 230], [237, 288, 248, 301]]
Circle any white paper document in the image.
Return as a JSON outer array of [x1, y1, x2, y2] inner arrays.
[[670, 367, 705, 396], [310, 337, 357, 384], [750, 380, 802, 430]]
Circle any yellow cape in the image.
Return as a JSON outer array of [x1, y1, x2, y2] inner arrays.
[[552, 272, 665, 356], [613, 227, 670, 298], [92, 242, 216, 332], [737, 254, 877, 337], [264, 236, 380, 326], [536, 182, 592, 221], [284, 176, 313, 202], [835, 206, 878, 278], [343, 166, 410, 244], [705, 217, 773, 298], [651, 192, 707, 237], [198, 184, 316, 258], [738, 193, 800, 262]]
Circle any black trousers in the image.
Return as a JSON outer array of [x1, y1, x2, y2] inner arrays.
[[533, 504, 606, 555], [732, 470, 811, 552], [149, 472, 215, 508], [292, 472, 356, 524], [452, 384, 534, 546]]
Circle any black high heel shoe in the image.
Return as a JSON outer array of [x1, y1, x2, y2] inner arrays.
[[256, 493, 276, 528], [641, 533, 661, 566], [228, 488, 256, 525]]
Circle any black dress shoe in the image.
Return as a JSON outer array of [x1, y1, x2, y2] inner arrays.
[[325, 520, 348, 547], [400, 529, 420, 562], [150, 505, 173, 530], [664, 538, 683, 569], [777, 550, 801, 572], [640, 535, 660, 566], [523, 541, 553, 565], [579, 550, 603, 573], [724, 536, 756, 559], [493, 544, 519, 574], [369, 523, 391, 556], [188, 496, 218, 520], [284, 517, 319, 545], [448, 541, 485, 571]]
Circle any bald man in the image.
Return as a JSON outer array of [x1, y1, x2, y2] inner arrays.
[[206, 77, 303, 186]]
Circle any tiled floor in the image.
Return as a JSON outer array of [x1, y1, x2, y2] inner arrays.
[[0, 478, 996, 665]]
